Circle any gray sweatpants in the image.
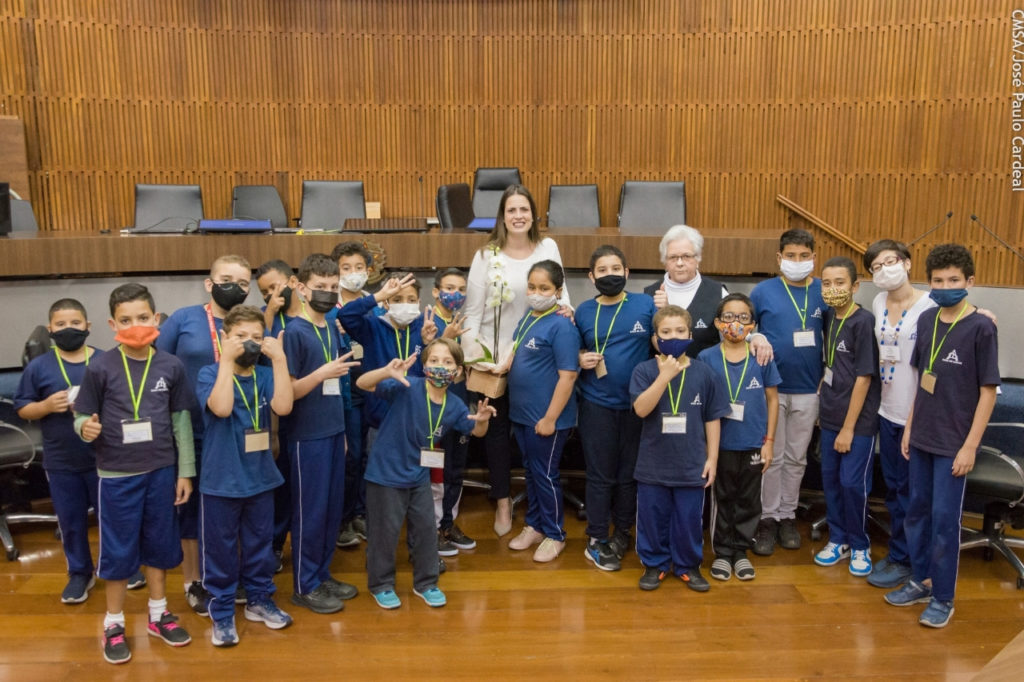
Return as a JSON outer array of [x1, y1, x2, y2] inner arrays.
[[365, 480, 439, 594], [760, 392, 818, 521]]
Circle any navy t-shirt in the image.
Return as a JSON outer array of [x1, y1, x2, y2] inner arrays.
[[698, 345, 782, 451], [196, 364, 284, 497], [14, 348, 104, 472], [750, 277, 825, 394], [629, 358, 731, 487], [818, 307, 881, 436], [281, 315, 346, 442], [575, 292, 656, 410], [364, 377, 473, 488], [155, 304, 222, 438], [507, 310, 580, 430], [909, 309, 1000, 457], [74, 347, 195, 473]]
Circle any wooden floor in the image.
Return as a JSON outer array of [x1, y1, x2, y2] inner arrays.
[[2, 492, 1024, 681]]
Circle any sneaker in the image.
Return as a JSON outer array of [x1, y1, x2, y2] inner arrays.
[[849, 549, 872, 577], [438, 557, 447, 574], [290, 583, 344, 614], [752, 519, 778, 556], [437, 531, 459, 557], [639, 566, 667, 591], [867, 559, 913, 588], [608, 529, 633, 561], [186, 581, 211, 617], [919, 598, 955, 628], [102, 623, 131, 664], [274, 549, 284, 574], [508, 525, 544, 551], [709, 558, 732, 581], [235, 586, 247, 604], [147, 611, 191, 647], [323, 577, 359, 601], [584, 538, 621, 572], [336, 523, 360, 548], [733, 556, 756, 581], [62, 574, 96, 604], [678, 568, 711, 593], [814, 542, 850, 567], [444, 525, 477, 551], [777, 518, 801, 549], [352, 515, 368, 540], [244, 598, 293, 630], [884, 579, 932, 607], [126, 570, 146, 590], [210, 616, 238, 647], [372, 589, 401, 610], [413, 586, 447, 608], [533, 537, 565, 563]]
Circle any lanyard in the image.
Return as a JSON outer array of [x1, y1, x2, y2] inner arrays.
[[593, 295, 627, 355], [53, 346, 89, 388], [781, 278, 809, 328], [278, 312, 287, 330], [394, 327, 412, 360], [232, 369, 260, 431], [301, 303, 334, 363], [720, 347, 750, 404], [426, 382, 447, 449], [825, 309, 852, 368], [119, 346, 154, 420], [204, 304, 223, 362], [666, 369, 688, 415], [927, 302, 970, 373], [512, 306, 557, 351]]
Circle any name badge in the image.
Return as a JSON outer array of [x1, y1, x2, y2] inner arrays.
[[420, 448, 445, 468], [662, 413, 687, 434], [793, 329, 816, 348], [879, 345, 900, 362], [594, 357, 608, 378], [67, 385, 81, 407], [920, 371, 937, 394], [121, 418, 153, 444], [322, 377, 341, 395], [350, 342, 364, 360], [823, 367, 834, 386], [245, 429, 270, 453], [727, 401, 745, 421]]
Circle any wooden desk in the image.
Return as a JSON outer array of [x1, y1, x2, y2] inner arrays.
[[0, 228, 778, 278]]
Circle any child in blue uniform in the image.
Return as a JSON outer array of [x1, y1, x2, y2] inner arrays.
[[813, 258, 881, 577], [575, 245, 656, 571], [357, 338, 495, 609], [698, 294, 781, 582], [196, 305, 295, 647], [506, 260, 580, 563], [74, 283, 197, 664], [630, 305, 730, 592], [885, 244, 1000, 628]]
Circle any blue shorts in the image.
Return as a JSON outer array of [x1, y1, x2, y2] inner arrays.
[[97, 465, 183, 580]]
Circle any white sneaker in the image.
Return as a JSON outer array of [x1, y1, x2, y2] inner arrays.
[[849, 549, 872, 577], [508, 526, 544, 551], [813, 542, 850, 567], [532, 538, 565, 563]]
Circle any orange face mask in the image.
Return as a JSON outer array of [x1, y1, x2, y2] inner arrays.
[[114, 325, 160, 349]]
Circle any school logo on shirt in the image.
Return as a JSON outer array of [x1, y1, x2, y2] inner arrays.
[[151, 377, 169, 392], [432, 425, 443, 438], [629, 321, 647, 334], [837, 340, 849, 353], [694, 319, 707, 329], [690, 393, 702, 406], [524, 337, 538, 350], [942, 349, 962, 365], [812, 307, 823, 318], [746, 377, 762, 390]]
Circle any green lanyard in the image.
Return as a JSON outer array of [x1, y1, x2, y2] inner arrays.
[[720, 347, 750, 404], [926, 302, 970, 373], [119, 346, 153, 420], [781, 277, 809, 328], [394, 327, 412, 360], [825, 310, 852, 368], [425, 383, 447, 449], [593, 295, 627, 355], [278, 313, 287, 330], [232, 369, 260, 431], [53, 346, 89, 388], [301, 303, 333, 363], [513, 306, 557, 351], [666, 369, 688, 415]]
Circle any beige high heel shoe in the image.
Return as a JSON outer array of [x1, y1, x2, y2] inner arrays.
[[493, 497, 512, 537]]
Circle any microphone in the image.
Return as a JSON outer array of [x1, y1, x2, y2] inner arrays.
[[908, 211, 953, 246], [969, 214, 1024, 263]]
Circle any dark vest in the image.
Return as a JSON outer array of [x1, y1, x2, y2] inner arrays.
[[644, 275, 726, 357]]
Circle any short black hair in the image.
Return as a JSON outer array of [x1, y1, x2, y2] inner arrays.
[[297, 253, 340, 284], [382, 271, 422, 294], [330, 241, 373, 268], [433, 267, 467, 289], [109, 283, 155, 317], [529, 260, 565, 289], [863, 239, 911, 272], [589, 244, 627, 271], [926, 243, 975, 279], [715, 292, 755, 320], [779, 228, 815, 252], [255, 259, 294, 280], [823, 256, 858, 283], [49, 298, 88, 321]]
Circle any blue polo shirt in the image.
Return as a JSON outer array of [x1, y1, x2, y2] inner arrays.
[[156, 304, 222, 437], [749, 276, 825, 394], [281, 315, 346, 442], [507, 310, 580, 430], [819, 307, 881, 436], [575, 292, 656, 410], [698, 344, 782, 451]]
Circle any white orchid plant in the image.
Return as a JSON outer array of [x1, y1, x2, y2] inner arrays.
[[469, 244, 515, 366]]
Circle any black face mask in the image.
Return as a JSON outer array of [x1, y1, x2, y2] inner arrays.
[[594, 274, 626, 297], [237, 340, 263, 368], [50, 328, 90, 352], [263, 286, 293, 309], [307, 289, 339, 313], [212, 282, 249, 311]]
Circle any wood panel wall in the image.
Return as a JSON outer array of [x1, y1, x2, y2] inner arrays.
[[1, 0, 1022, 284]]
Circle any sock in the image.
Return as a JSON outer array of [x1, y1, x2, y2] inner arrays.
[[103, 611, 125, 629], [148, 597, 167, 623]]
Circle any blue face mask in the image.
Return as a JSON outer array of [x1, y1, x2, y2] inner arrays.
[[929, 288, 968, 308], [438, 290, 466, 312], [656, 337, 692, 358]]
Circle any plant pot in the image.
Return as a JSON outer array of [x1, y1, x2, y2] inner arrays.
[[466, 367, 508, 399]]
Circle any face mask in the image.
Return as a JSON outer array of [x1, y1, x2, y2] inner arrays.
[[719, 321, 754, 343], [822, 287, 852, 309], [339, 271, 368, 293], [50, 328, 90, 352], [780, 258, 814, 282], [212, 282, 249, 311], [115, 325, 160, 349], [594, 274, 626, 297], [264, 286, 293, 309], [437, 290, 466, 312], [929, 287, 969, 308], [527, 294, 558, 312], [872, 263, 908, 291], [424, 365, 456, 388], [306, 289, 339, 314], [237, 340, 262, 368], [656, 337, 692, 358], [387, 303, 421, 327]]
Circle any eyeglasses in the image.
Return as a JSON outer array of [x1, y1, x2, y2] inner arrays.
[[719, 312, 753, 324], [868, 256, 903, 274], [666, 253, 698, 264]]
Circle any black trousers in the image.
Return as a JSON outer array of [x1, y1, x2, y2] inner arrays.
[[711, 448, 764, 559], [365, 481, 438, 594], [440, 428, 470, 529], [578, 399, 642, 540], [470, 391, 513, 499]]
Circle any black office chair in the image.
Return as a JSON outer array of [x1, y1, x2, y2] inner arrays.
[[132, 183, 204, 233], [547, 184, 601, 228], [0, 399, 49, 561], [10, 199, 39, 233], [232, 185, 288, 228], [436, 183, 474, 230], [472, 167, 521, 220], [617, 180, 686, 235], [300, 180, 365, 230]]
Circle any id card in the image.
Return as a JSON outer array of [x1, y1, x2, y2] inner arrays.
[[823, 367, 834, 386], [793, 329, 816, 348], [323, 377, 341, 395], [420, 448, 445, 468], [920, 371, 937, 394], [879, 345, 900, 362], [66, 385, 80, 407], [594, 357, 608, 378], [727, 401, 745, 421], [121, 418, 153, 444], [245, 429, 270, 453], [662, 413, 687, 434], [350, 342, 364, 360]]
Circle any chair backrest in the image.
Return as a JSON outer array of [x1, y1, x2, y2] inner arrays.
[[301, 180, 365, 230], [436, 183, 474, 230], [547, 184, 601, 228], [133, 183, 203, 233], [472, 167, 522, 220], [10, 198, 38, 232], [617, 181, 686, 235], [232, 185, 288, 228]]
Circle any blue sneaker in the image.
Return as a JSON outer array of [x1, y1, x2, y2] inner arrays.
[[849, 549, 872, 577], [867, 558, 912, 588], [813, 542, 850, 566], [126, 570, 146, 590], [919, 598, 955, 628], [211, 616, 238, 647], [372, 590, 402, 610], [61, 573, 96, 604], [244, 597, 293, 630], [413, 586, 447, 608], [885, 579, 932, 607]]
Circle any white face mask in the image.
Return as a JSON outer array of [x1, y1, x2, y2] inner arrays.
[[339, 271, 368, 293], [386, 303, 421, 327], [872, 262, 908, 291], [527, 294, 558, 312], [779, 258, 814, 282]]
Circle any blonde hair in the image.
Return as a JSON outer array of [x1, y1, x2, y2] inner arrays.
[[210, 254, 251, 278]]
